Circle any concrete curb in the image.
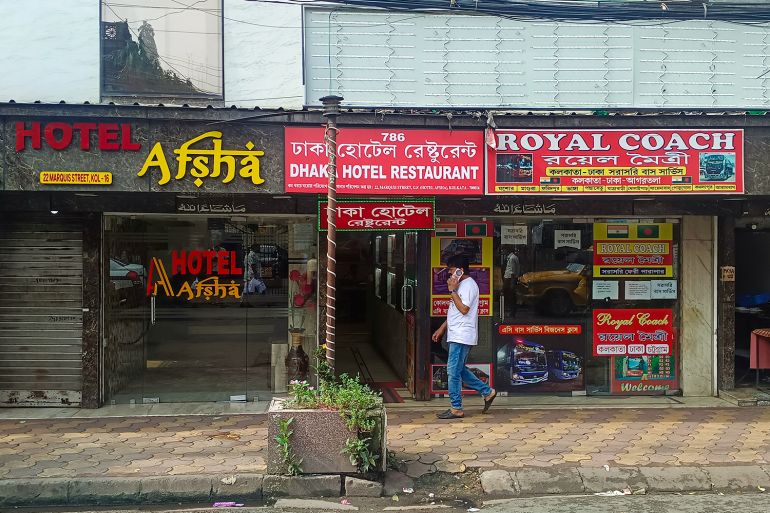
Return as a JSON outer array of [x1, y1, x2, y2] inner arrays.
[[3, 465, 770, 506], [0, 473, 374, 507], [480, 466, 770, 497]]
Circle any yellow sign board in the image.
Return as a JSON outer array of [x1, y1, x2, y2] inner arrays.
[[40, 171, 112, 185]]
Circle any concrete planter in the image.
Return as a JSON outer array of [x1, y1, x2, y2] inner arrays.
[[267, 398, 387, 475]]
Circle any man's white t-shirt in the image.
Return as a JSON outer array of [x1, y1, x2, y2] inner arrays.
[[446, 277, 480, 346]]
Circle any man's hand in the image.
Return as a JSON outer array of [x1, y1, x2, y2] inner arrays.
[[447, 274, 460, 292], [432, 324, 446, 343]]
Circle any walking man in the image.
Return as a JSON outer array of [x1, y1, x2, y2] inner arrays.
[[432, 255, 496, 419]]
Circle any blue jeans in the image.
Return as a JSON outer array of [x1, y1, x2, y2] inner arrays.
[[447, 342, 493, 410]]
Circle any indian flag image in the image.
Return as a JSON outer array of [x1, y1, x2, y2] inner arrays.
[[435, 223, 457, 237], [672, 176, 692, 184], [606, 225, 629, 238]]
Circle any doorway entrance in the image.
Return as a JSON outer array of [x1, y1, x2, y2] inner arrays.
[[104, 214, 318, 404], [333, 230, 428, 402]]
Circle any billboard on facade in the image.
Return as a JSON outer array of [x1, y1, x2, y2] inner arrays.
[[486, 129, 744, 195], [285, 127, 484, 195]]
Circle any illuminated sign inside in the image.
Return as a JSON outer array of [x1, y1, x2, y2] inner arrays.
[[147, 250, 244, 301]]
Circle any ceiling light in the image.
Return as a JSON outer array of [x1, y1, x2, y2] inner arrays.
[[660, 2, 669, 11]]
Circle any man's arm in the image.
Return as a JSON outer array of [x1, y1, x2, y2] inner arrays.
[[432, 320, 448, 342], [449, 289, 470, 315]]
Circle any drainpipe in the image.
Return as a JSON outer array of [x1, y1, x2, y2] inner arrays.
[[321, 95, 343, 371]]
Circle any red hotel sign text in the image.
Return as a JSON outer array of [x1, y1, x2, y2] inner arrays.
[[16, 122, 142, 152]]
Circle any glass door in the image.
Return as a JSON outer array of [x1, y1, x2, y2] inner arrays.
[[105, 215, 248, 403], [105, 215, 318, 404], [403, 231, 418, 397]]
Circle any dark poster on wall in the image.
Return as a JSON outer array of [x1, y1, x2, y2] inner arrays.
[[494, 324, 586, 394]]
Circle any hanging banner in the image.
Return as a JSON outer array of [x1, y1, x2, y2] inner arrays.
[[430, 229, 493, 316], [593, 308, 674, 357], [318, 199, 435, 231], [487, 129, 744, 195], [285, 127, 484, 195], [593, 223, 674, 278]]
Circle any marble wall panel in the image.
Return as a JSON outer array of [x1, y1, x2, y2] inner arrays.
[[681, 216, 716, 397]]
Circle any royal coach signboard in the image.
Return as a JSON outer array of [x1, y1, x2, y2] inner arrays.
[[593, 308, 674, 357], [319, 200, 435, 231], [285, 127, 484, 195], [487, 129, 744, 195]]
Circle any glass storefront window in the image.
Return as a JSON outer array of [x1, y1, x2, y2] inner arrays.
[[430, 217, 681, 397], [104, 215, 317, 404]]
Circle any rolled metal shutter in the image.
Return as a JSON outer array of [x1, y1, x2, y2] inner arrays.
[[0, 216, 83, 406]]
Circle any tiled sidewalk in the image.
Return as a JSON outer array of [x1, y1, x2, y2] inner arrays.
[[388, 408, 770, 477], [1, 408, 770, 480]]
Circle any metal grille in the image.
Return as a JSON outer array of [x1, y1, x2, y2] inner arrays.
[[0, 217, 83, 406], [305, 8, 770, 109]]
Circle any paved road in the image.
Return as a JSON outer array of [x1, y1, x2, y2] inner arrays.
[[484, 493, 770, 513], [15, 493, 770, 512]]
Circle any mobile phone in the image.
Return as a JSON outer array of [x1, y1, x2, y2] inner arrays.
[[453, 268, 464, 278]]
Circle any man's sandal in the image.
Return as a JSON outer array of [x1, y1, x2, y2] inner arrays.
[[436, 409, 465, 419], [482, 389, 497, 414]]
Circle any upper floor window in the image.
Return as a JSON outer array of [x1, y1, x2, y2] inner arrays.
[[101, 1, 223, 99]]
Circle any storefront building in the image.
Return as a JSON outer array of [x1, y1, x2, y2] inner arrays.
[[1, 103, 766, 407], [283, 114, 752, 402], [0, 104, 320, 407]]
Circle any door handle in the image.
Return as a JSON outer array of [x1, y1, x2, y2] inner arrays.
[[150, 294, 156, 325], [401, 284, 414, 312], [499, 294, 505, 322]]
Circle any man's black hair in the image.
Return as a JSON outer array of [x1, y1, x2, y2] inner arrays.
[[446, 254, 470, 274]]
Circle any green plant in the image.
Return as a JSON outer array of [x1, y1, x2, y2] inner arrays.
[[288, 380, 318, 408], [283, 347, 384, 472], [273, 417, 302, 476], [343, 436, 380, 473]]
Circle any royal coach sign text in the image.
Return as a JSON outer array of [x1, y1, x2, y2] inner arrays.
[[487, 129, 744, 195]]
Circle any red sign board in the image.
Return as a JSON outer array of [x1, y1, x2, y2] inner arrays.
[[498, 325, 582, 336], [593, 308, 674, 357], [319, 200, 435, 231], [487, 129, 744, 195], [285, 127, 484, 195]]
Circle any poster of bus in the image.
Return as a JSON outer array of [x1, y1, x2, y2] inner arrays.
[[494, 324, 586, 394]]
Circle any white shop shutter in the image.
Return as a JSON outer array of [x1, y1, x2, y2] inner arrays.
[[0, 216, 83, 406]]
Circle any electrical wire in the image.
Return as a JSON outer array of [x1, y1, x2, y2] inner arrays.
[[247, 0, 770, 23]]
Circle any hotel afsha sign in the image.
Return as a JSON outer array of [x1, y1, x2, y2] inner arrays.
[[9, 120, 279, 193], [487, 129, 744, 195]]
